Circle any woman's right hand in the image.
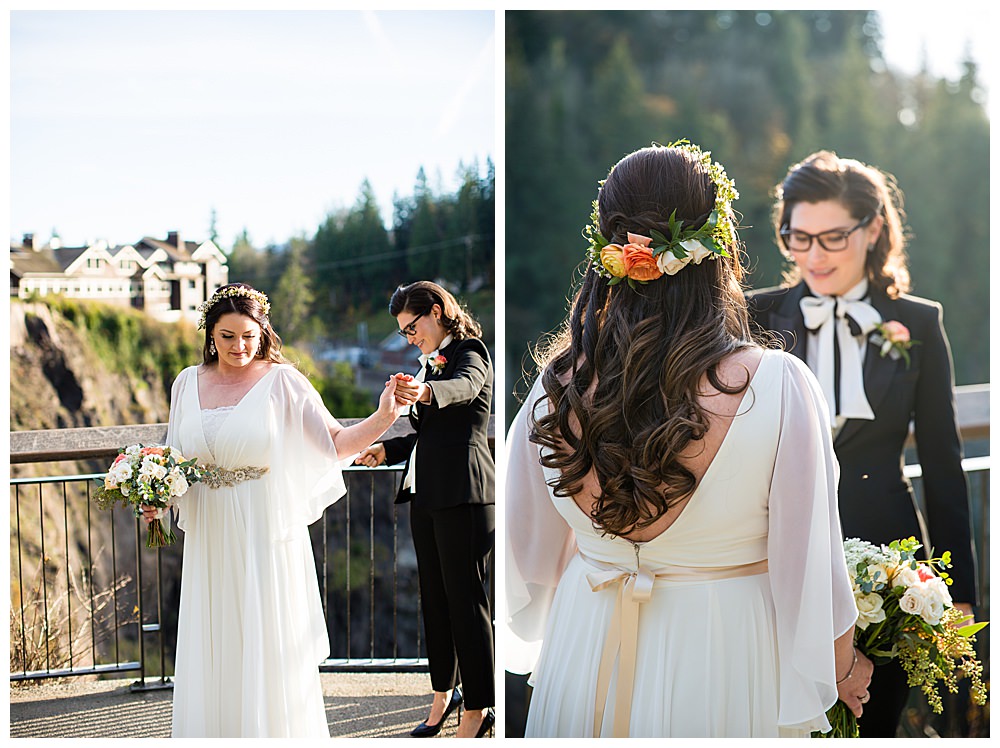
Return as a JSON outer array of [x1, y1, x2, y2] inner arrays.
[[140, 504, 163, 524], [355, 443, 386, 468], [836, 646, 874, 718]]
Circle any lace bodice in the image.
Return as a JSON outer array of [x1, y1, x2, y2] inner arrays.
[[200, 406, 235, 456]]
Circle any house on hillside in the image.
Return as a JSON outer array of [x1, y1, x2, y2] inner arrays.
[[10, 231, 228, 324]]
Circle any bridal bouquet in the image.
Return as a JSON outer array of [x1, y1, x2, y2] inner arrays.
[[816, 537, 988, 738], [93, 444, 203, 548]]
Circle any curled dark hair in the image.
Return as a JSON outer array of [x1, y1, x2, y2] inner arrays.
[[389, 281, 482, 340], [530, 144, 756, 538], [774, 150, 910, 297], [202, 282, 288, 364]]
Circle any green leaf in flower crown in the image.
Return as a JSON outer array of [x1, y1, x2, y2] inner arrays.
[[707, 210, 719, 227], [667, 209, 681, 238], [652, 244, 668, 257], [670, 245, 688, 259], [699, 236, 718, 253], [609, 276, 623, 286], [649, 228, 669, 245], [593, 232, 609, 249]]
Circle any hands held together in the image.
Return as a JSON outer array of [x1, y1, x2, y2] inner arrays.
[[364, 373, 429, 468]]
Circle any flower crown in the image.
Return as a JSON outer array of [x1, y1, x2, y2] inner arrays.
[[197, 286, 271, 329], [584, 140, 740, 289]]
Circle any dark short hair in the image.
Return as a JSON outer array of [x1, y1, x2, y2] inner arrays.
[[389, 281, 482, 340], [774, 150, 910, 297]]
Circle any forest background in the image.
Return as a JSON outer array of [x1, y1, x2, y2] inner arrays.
[[505, 9, 989, 423]]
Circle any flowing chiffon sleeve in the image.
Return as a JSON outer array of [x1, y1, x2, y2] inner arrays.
[[504, 375, 577, 675], [266, 366, 348, 541], [164, 366, 195, 525], [767, 353, 857, 734]]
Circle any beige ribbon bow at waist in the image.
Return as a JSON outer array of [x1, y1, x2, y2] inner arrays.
[[583, 554, 769, 738]]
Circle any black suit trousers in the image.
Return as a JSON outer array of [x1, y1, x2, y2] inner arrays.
[[859, 660, 910, 737], [410, 501, 495, 710]]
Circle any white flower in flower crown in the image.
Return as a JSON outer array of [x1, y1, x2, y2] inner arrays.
[[125, 444, 141, 457], [657, 250, 692, 276], [685, 240, 715, 264]]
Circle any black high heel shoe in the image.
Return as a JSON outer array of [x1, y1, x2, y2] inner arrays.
[[474, 708, 495, 738], [410, 687, 463, 738]]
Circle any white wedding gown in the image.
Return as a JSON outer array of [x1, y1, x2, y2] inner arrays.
[[505, 349, 858, 737], [165, 364, 348, 738]]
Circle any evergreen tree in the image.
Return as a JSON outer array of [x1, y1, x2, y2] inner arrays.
[[271, 238, 316, 344]]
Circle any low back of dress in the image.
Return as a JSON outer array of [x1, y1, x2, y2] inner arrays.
[[539, 348, 782, 571]]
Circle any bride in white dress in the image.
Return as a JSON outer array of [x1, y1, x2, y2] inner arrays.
[[504, 144, 873, 737], [144, 283, 410, 738]]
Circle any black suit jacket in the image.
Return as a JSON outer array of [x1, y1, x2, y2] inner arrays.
[[747, 282, 977, 604], [382, 336, 495, 509]]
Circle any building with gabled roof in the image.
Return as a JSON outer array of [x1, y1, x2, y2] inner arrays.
[[10, 230, 228, 324]]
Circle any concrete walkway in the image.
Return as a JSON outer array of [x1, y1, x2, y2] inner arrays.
[[9, 673, 485, 739]]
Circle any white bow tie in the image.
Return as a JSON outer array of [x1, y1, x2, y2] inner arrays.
[[800, 294, 882, 428]]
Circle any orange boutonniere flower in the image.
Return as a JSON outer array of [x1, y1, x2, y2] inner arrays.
[[430, 355, 447, 375]]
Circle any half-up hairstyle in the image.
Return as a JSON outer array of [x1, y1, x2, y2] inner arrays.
[[202, 282, 288, 364], [530, 144, 756, 538], [389, 281, 483, 340], [774, 150, 911, 297]]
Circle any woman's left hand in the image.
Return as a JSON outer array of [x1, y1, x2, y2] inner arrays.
[[378, 376, 402, 419]]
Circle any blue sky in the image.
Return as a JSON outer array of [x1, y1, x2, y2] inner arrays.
[[10, 10, 495, 249]]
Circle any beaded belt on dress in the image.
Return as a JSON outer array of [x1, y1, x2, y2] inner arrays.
[[200, 464, 269, 489], [580, 552, 769, 738]]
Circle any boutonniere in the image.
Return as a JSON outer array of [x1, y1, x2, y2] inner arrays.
[[429, 354, 447, 375], [871, 320, 919, 367]]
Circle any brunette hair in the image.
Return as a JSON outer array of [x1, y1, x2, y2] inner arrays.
[[774, 150, 911, 297], [530, 144, 756, 538], [389, 281, 482, 340], [202, 283, 288, 364]]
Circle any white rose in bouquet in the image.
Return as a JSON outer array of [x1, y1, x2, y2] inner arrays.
[[165, 468, 189, 497], [854, 591, 887, 629], [899, 588, 927, 618], [140, 458, 168, 481], [893, 563, 922, 589]]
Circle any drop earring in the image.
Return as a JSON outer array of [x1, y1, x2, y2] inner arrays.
[[209, 339, 216, 355]]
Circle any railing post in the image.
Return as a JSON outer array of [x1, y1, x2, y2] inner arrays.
[[130, 520, 172, 692]]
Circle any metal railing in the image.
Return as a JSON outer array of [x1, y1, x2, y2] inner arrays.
[[9, 463, 487, 688]]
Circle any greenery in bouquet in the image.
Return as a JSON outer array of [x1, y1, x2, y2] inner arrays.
[[93, 444, 203, 547], [816, 537, 988, 738]]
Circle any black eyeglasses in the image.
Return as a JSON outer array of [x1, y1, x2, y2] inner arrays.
[[396, 312, 425, 338], [780, 214, 875, 253]]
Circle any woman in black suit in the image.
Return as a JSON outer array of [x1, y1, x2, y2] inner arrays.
[[748, 151, 978, 737], [356, 281, 495, 738]]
